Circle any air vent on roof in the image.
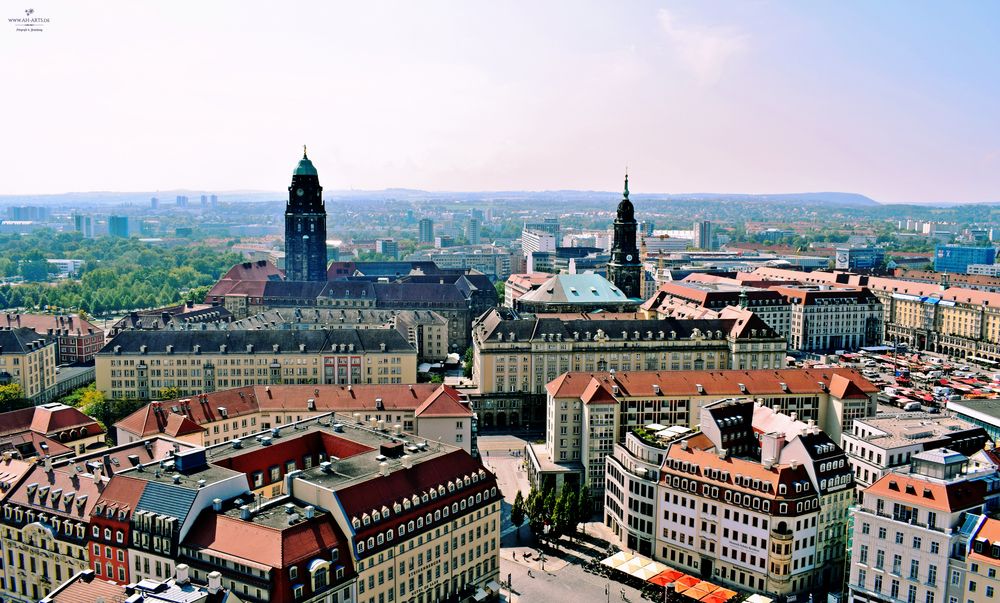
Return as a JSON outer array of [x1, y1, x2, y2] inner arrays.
[[696, 384, 704, 394]]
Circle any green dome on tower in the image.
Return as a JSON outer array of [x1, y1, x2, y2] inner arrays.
[[293, 145, 318, 176]]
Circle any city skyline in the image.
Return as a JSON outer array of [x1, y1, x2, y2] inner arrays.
[[2, 1, 999, 202]]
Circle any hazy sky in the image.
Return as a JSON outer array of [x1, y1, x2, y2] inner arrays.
[[2, 1, 998, 202]]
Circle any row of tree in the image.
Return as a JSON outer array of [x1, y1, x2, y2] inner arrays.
[[510, 482, 592, 543], [0, 231, 241, 316]]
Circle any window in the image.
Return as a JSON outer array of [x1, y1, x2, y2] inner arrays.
[[290, 567, 298, 580]]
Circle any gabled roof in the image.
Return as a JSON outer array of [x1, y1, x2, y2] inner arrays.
[[185, 510, 343, 568], [92, 475, 147, 518], [0, 327, 51, 353], [41, 570, 127, 603], [0, 455, 34, 500], [413, 386, 472, 417], [0, 313, 100, 336], [970, 517, 1000, 566], [164, 413, 206, 437], [30, 403, 103, 435], [8, 464, 108, 519], [117, 384, 468, 438], [866, 472, 987, 513], [546, 368, 877, 400], [829, 373, 871, 399]]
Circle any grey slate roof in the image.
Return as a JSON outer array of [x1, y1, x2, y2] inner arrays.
[[0, 327, 51, 353], [474, 308, 740, 342], [136, 481, 199, 521], [99, 328, 416, 355]]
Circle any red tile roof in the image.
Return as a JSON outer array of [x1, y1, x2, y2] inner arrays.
[[8, 464, 108, 519], [0, 408, 36, 437], [0, 313, 100, 336], [30, 404, 104, 436], [970, 517, 1000, 566], [92, 475, 147, 517], [44, 571, 126, 603], [185, 511, 342, 568], [0, 455, 34, 498], [547, 368, 877, 402], [335, 450, 497, 556], [164, 413, 206, 437], [117, 384, 471, 438], [413, 386, 472, 417], [865, 472, 986, 513]]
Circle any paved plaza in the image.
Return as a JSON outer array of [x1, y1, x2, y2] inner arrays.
[[479, 435, 653, 603]]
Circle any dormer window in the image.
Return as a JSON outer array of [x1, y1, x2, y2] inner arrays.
[[290, 566, 298, 580]]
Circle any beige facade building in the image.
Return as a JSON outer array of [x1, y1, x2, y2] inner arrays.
[[646, 399, 855, 598], [966, 516, 1000, 603], [0, 328, 57, 403], [471, 306, 787, 430], [1, 461, 107, 603], [96, 329, 417, 400], [533, 367, 876, 498], [115, 383, 477, 455], [848, 449, 999, 603]]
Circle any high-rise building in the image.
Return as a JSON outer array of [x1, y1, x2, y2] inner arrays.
[[694, 219, 714, 250], [934, 244, 997, 274], [108, 215, 129, 238], [6, 206, 50, 221], [375, 238, 399, 259], [199, 194, 208, 207], [521, 229, 556, 256], [209, 194, 218, 208], [524, 218, 560, 242], [150, 196, 159, 209], [466, 217, 481, 245], [284, 147, 329, 281], [606, 174, 641, 298], [73, 214, 94, 238], [418, 218, 434, 243], [175, 195, 188, 208]]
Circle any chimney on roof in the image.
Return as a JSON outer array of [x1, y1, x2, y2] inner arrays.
[[304, 506, 315, 519], [176, 564, 190, 585], [212, 498, 222, 512], [239, 505, 252, 521], [208, 571, 223, 594]]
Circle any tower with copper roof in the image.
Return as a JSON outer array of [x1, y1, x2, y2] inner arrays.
[[285, 146, 328, 282]]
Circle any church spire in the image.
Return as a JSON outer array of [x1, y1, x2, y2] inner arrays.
[[303, 144, 308, 159], [624, 171, 629, 199]]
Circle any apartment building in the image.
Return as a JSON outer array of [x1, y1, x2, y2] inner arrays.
[[0, 461, 108, 603], [0, 402, 105, 458], [533, 368, 875, 498], [0, 328, 57, 403], [114, 384, 476, 455], [771, 285, 883, 352], [225, 307, 450, 363], [472, 306, 787, 430], [641, 282, 792, 342], [0, 313, 104, 364], [966, 517, 1000, 603], [95, 329, 417, 400], [650, 399, 855, 598], [842, 413, 989, 488], [848, 449, 1000, 603]]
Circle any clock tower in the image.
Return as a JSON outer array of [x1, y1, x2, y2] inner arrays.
[[285, 147, 329, 282], [607, 173, 641, 298]]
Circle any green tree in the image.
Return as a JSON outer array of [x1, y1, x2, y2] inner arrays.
[[553, 485, 576, 539], [526, 487, 546, 537], [428, 373, 444, 384], [576, 482, 593, 528], [542, 489, 557, 539], [462, 347, 474, 379], [157, 386, 180, 400], [19, 252, 51, 282], [494, 280, 505, 305], [510, 490, 526, 540], [0, 383, 30, 412]]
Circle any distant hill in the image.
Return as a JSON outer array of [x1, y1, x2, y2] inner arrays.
[[0, 189, 880, 207]]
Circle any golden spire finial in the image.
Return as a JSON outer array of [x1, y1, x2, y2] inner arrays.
[[303, 144, 308, 158]]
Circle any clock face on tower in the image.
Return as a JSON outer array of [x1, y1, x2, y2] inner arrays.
[[296, 188, 305, 197], [626, 254, 633, 262]]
